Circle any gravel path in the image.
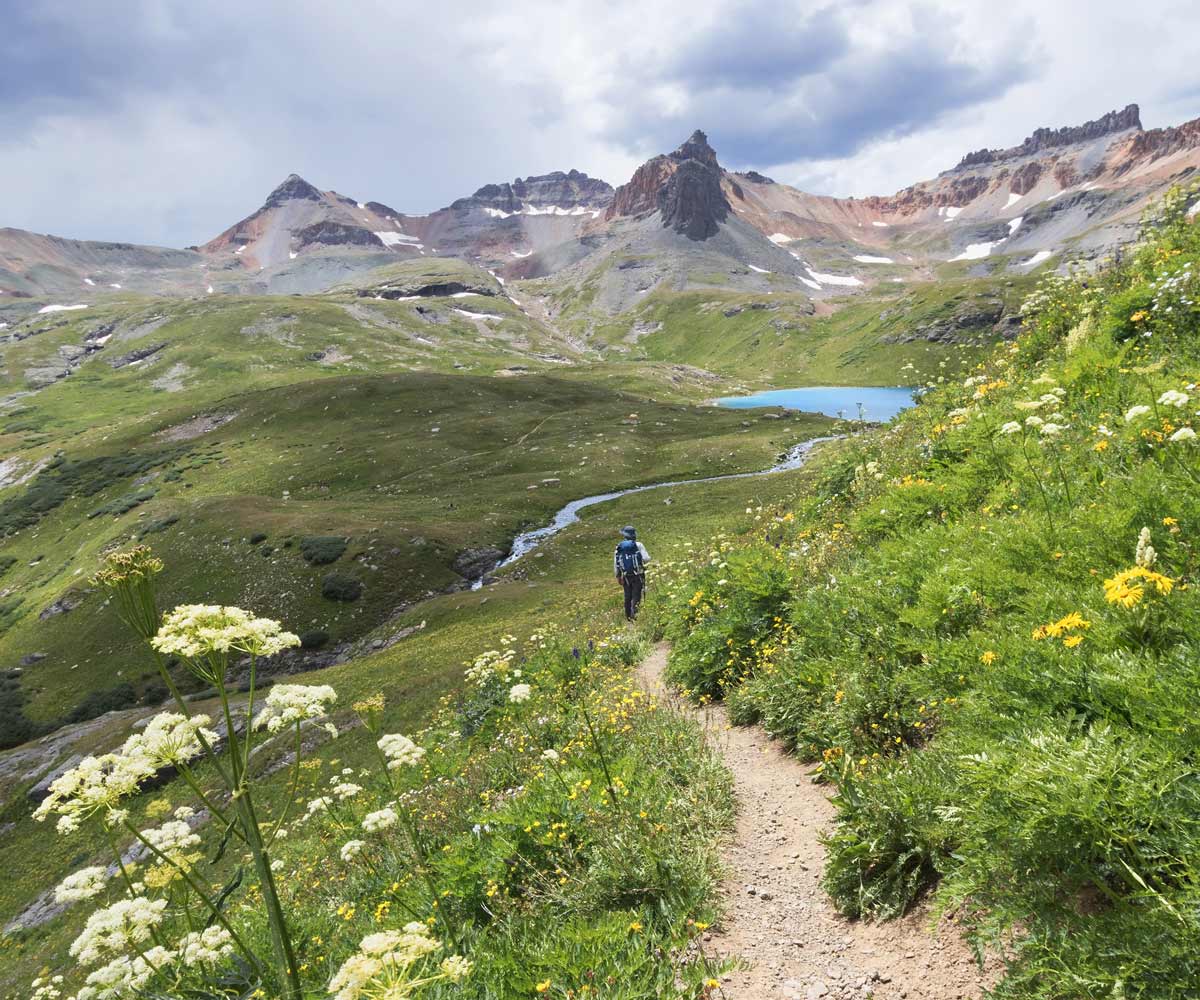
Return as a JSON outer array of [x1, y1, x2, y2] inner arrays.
[[637, 643, 998, 1000]]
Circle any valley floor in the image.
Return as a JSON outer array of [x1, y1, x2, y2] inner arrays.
[[637, 643, 995, 1000]]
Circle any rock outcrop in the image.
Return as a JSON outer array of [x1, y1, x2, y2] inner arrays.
[[607, 130, 731, 241], [451, 170, 613, 213], [262, 173, 323, 209], [955, 105, 1143, 168], [294, 221, 385, 249]]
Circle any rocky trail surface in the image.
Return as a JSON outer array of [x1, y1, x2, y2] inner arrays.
[[636, 643, 998, 1000]]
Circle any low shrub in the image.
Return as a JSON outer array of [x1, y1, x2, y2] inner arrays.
[[300, 534, 348, 564], [321, 572, 362, 601], [298, 629, 330, 649]]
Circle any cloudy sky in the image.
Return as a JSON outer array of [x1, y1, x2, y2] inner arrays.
[[4, 0, 1197, 247]]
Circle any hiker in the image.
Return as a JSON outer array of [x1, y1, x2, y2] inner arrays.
[[614, 525, 651, 621]]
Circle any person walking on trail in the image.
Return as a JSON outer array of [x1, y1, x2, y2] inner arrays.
[[614, 525, 651, 621]]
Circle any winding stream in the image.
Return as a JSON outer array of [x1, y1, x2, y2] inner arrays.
[[474, 435, 839, 588]]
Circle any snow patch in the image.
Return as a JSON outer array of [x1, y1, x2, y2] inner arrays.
[[510, 250, 533, 258], [484, 207, 513, 219], [234, 245, 245, 255], [454, 309, 500, 321], [357, 202, 366, 210], [1007, 216, 1024, 235], [38, 303, 88, 314], [110, 283, 122, 289], [83, 277, 95, 286], [747, 264, 770, 274], [853, 254, 893, 264], [1005, 192, 1023, 208], [374, 231, 421, 247], [450, 292, 479, 298], [93, 334, 112, 346], [798, 276, 821, 291], [768, 233, 793, 245], [206, 286, 214, 294], [872, 221, 890, 228], [1020, 250, 1053, 267], [806, 267, 862, 287], [950, 239, 1004, 262], [289, 251, 298, 260], [937, 206, 963, 221], [1187, 199, 1200, 217]]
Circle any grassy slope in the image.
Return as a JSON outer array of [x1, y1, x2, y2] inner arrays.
[[652, 191, 1200, 996], [0, 428, 833, 994]]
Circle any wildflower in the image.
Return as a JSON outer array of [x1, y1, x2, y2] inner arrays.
[[362, 807, 399, 833], [140, 818, 201, 862], [441, 955, 472, 981], [54, 866, 109, 904], [1135, 527, 1157, 569], [628, 920, 643, 932], [153, 604, 301, 660], [1103, 566, 1174, 608], [999, 421, 1022, 435], [178, 925, 235, 966], [1038, 422, 1066, 437], [537, 981, 552, 994], [69, 896, 168, 966], [331, 782, 364, 800], [541, 749, 560, 762], [252, 683, 337, 733], [1125, 405, 1152, 422], [340, 840, 366, 862], [979, 651, 997, 665], [90, 545, 164, 589], [1024, 415, 1044, 428], [509, 683, 532, 704], [1158, 389, 1190, 408], [1169, 426, 1196, 442], [1063, 635, 1084, 648], [378, 733, 425, 769]]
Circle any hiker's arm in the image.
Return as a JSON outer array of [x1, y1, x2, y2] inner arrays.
[[638, 542, 651, 564]]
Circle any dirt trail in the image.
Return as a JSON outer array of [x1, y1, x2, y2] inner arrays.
[[636, 643, 997, 1000]]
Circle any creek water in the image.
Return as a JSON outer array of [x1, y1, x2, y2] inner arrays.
[[715, 385, 915, 422], [472, 435, 840, 588]]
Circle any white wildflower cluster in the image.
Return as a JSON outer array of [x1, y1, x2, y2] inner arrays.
[[508, 683, 532, 704], [33, 714, 214, 834], [331, 781, 364, 800], [541, 749, 560, 762], [1126, 405, 1152, 422], [362, 807, 399, 833], [464, 645, 515, 687], [78, 946, 174, 999], [852, 460, 884, 492], [378, 732, 425, 769], [252, 683, 337, 733], [1136, 527, 1157, 569], [69, 896, 167, 966], [305, 796, 332, 818], [152, 604, 301, 659], [328, 924, 470, 1000], [31, 975, 65, 999], [1170, 426, 1196, 442], [1158, 389, 1190, 408], [140, 819, 201, 861], [54, 866, 110, 904], [340, 839, 366, 862], [177, 926, 235, 966]]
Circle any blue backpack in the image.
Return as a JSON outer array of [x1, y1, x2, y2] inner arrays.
[[616, 539, 644, 578]]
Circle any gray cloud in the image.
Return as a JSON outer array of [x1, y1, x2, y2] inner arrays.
[[0, 0, 1195, 246]]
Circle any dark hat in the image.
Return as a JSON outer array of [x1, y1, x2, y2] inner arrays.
[[621, 525, 636, 539]]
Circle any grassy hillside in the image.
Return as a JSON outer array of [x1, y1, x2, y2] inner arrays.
[[651, 184, 1200, 996]]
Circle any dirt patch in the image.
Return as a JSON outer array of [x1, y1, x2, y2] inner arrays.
[[151, 361, 191, 392], [636, 644, 999, 1000], [155, 410, 238, 442]]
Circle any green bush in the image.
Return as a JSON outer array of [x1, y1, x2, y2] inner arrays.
[[298, 629, 330, 649], [63, 682, 139, 724], [321, 572, 362, 601], [300, 535, 349, 564], [249, 532, 268, 545]]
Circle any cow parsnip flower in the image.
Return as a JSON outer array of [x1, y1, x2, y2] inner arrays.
[[152, 604, 300, 660], [378, 733, 425, 769], [252, 684, 337, 733]]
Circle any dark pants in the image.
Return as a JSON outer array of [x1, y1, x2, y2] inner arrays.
[[620, 573, 645, 620]]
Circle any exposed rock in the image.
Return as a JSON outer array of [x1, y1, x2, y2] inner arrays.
[[738, 170, 776, 185], [108, 342, 167, 369], [295, 221, 384, 250], [39, 591, 86, 620], [155, 410, 238, 442], [1010, 161, 1044, 196], [451, 169, 613, 213], [956, 104, 1143, 168], [20, 652, 47, 666], [453, 546, 505, 580], [263, 173, 323, 209], [1118, 114, 1200, 171]]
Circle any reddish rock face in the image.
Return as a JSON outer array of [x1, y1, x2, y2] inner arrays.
[[1010, 161, 1044, 196], [1118, 115, 1200, 169], [956, 104, 1144, 168], [607, 130, 730, 240]]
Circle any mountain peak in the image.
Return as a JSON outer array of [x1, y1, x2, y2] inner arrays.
[[263, 173, 323, 209], [670, 129, 720, 169], [955, 104, 1143, 169]]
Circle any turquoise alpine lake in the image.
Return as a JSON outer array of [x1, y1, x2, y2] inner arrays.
[[716, 385, 916, 422]]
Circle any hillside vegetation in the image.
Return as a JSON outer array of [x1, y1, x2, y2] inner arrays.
[[652, 184, 1200, 996]]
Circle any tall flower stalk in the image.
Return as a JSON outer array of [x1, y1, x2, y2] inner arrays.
[[82, 547, 318, 998]]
